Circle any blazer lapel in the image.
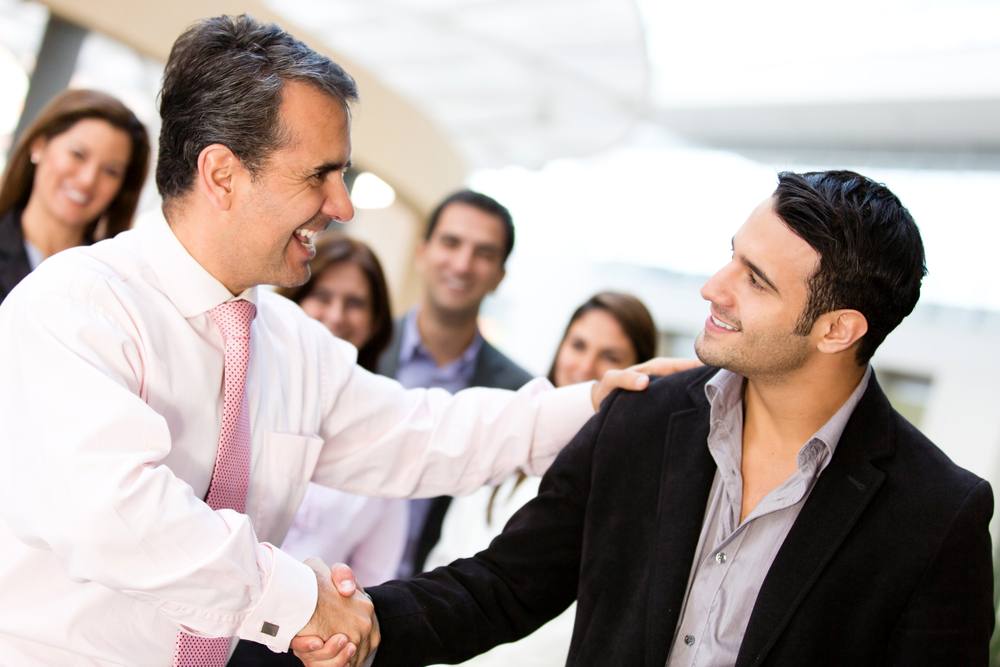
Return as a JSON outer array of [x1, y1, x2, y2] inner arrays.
[[468, 341, 496, 388], [736, 377, 896, 667], [375, 317, 404, 378], [645, 372, 716, 667]]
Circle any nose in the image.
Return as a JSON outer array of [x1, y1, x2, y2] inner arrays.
[[323, 176, 355, 223], [322, 299, 347, 333], [700, 261, 736, 307], [451, 246, 475, 274], [76, 160, 101, 189], [577, 351, 602, 384]]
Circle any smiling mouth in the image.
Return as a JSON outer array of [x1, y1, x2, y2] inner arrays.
[[293, 228, 318, 248], [712, 314, 741, 332], [62, 187, 91, 205], [442, 276, 472, 292]]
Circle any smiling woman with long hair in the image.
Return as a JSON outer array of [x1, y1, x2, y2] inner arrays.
[[0, 89, 150, 303]]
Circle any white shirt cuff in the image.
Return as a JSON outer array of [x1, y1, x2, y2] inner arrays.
[[237, 546, 317, 652]]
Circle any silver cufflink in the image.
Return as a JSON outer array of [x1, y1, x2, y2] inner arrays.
[[261, 621, 280, 637]]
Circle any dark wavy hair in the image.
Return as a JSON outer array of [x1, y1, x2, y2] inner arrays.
[[157, 14, 358, 202], [0, 89, 150, 242], [276, 234, 392, 372], [774, 170, 926, 365]]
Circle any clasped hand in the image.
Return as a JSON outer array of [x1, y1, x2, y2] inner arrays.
[[294, 558, 378, 667]]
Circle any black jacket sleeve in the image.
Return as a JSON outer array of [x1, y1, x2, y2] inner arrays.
[[368, 392, 616, 667]]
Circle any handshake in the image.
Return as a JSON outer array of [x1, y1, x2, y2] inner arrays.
[[293, 558, 379, 667]]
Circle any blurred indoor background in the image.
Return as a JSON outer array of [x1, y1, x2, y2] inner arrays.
[[2, 0, 999, 654]]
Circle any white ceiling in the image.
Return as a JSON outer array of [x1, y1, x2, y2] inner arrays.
[[261, 0, 650, 169], [262, 0, 1000, 169]]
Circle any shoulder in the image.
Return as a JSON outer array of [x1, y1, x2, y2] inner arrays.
[[257, 289, 358, 364], [886, 406, 987, 505], [851, 379, 989, 515], [475, 341, 534, 390], [603, 364, 717, 419], [2, 232, 149, 316]]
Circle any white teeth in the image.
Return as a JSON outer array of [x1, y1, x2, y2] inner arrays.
[[712, 315, 740, 332], [295, 228, 317, 247], [64, 188, 89, 204]]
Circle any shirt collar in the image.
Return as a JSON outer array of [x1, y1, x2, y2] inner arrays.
[[705, 364, 873, 467], [399, 305, 484, 369], [134, 208, 257, 318]]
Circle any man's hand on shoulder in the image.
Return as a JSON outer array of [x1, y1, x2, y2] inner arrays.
[[591, 357, 704, 411], [293, 560, 379, 667]]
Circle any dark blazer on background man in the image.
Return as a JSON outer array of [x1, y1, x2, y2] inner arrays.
[[369, 366, 994, 667], [376, 317, 533, 392], [0, 210, 32, 305], [377, 317, 534, 575]]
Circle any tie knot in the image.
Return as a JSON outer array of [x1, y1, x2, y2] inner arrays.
[[209, 300, 256, 339]]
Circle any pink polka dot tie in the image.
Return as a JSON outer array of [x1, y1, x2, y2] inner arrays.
[[174, 300, 256, 667]]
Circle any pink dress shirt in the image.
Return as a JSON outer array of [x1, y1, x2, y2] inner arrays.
[[0, 209, 594, 667]]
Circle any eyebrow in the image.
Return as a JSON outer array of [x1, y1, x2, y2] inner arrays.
[[740, 254, 780, 294], [313, 159, 352, 177]]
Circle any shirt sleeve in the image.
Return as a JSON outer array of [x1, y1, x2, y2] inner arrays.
[[0, 283, 311, 651], [309, 342, 596, 498]]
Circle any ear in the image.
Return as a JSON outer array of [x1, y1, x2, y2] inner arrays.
[[488, 266, 507, 293], [414, 239, 428, 272], [29, 136, 47, 162], [815, 309, 868, 356], [196, 144, 241, 212]]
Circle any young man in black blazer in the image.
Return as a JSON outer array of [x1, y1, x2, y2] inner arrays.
[[295, 170, 994, 667]]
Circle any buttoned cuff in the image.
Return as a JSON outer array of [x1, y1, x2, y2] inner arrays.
[[237, 545, 317, 652], [525, 380, 595, 475]]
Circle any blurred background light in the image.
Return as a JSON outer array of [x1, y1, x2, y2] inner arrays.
[[351, 171, 397, 209]]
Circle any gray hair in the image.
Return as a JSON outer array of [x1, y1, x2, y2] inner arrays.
[[155, 14, 358, 200]]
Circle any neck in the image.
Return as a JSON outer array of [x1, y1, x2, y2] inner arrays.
[[166, 203, 245, 296], [742, 361, 867, 458], [20, 196, 88, 258], [416, 301, 479, 367]]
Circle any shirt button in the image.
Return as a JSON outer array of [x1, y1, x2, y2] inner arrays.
[[684, 634, 695, 646], [716, 551, 727, 564]]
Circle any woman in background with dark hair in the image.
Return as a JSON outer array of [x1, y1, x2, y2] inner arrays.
[[423, 291, 658, 667], [0, 88, 150, 303], [276, 234, 392, 373], [274, 233, 408, 586]]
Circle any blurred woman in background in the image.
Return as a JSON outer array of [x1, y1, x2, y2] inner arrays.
[[423, 291, 658, 667], [0, 88, 150, 303], [274, 233, 407, 586]]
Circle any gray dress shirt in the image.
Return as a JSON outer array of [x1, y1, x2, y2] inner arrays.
[[667, 365, 872, 667]]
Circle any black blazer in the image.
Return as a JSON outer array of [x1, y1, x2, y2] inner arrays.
[[0, 209, 32, 305], [369, 366, 994, 666]]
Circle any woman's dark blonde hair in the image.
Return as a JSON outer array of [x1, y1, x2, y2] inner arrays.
[[276, 234, 393, 373], [0, 89, 151, 242]]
